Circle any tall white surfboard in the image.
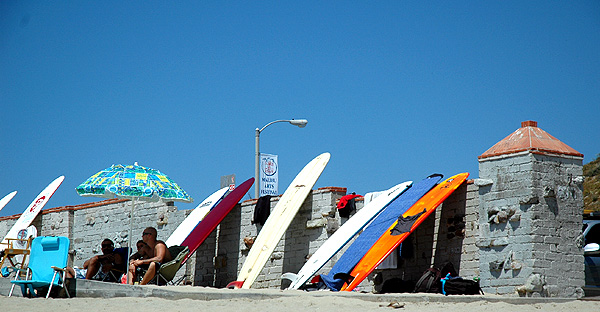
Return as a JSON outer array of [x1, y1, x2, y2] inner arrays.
[[165, 187, 229, 247], [0, 191, 17, 214], [228, 152, 330, 289], [282, 181, 412, 289], [0, 176, 64, 251]]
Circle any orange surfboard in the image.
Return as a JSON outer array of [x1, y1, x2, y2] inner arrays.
[[341, 172, 469, 291]]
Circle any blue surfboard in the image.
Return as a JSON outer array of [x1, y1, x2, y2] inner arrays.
[[320, 174, 443, 291]]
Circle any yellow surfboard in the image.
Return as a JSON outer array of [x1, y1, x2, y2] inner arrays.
[[228, 152, 330, 289]]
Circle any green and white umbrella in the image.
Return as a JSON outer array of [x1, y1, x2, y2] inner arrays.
[[76, 162, 192, 281], [76, 163, 192, 202]]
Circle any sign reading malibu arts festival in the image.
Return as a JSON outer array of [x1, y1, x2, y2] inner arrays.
[[260, 153, 278, 197]]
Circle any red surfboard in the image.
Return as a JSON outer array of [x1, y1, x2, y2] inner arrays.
[[342, 173, 469, 291], [180, 178, 254, 264]]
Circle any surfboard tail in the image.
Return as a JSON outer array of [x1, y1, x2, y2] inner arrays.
[[342, 272, 365, 291], [226, 281, 244, 289]]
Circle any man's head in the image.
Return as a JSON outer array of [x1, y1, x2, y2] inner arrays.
[[101, 239, 114, 254], [142, 227, 157, 243]]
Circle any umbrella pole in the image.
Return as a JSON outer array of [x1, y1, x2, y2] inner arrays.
[[127, 197, 135, 284]]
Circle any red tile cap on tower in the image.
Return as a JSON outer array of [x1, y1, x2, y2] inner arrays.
[[478, 121, 583, 159]]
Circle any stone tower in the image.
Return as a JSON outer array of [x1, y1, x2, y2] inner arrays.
[[477, 121, 584, 297]]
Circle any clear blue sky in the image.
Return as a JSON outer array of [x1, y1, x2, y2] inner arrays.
[[1, 1, 599, 217]]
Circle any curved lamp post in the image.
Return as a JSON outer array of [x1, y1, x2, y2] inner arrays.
[[255, 119, 308, 198]]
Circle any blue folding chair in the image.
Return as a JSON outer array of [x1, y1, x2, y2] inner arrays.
[[9, 236, 71, 298]]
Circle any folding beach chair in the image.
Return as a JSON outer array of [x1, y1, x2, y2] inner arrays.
[[154, 245, 189, 285], [136, 245, 189, 285], [9, 236, 71, 298]]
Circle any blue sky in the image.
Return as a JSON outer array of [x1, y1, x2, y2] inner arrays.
[[1, 1, 599, 217]]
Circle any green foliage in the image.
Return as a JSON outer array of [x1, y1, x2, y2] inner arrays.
[[584, 154, 600, 177], [584, 154, 600, 213]]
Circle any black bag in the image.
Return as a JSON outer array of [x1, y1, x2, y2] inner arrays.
[[413, 262, 457, 293], [441, 277, 484, 295], [413, 267, 442, 293]]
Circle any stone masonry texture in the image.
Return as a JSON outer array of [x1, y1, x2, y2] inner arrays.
[[0, 151, 585, 297], [478, 152, 584, 297]]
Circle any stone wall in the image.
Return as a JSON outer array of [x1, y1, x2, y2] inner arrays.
[[0, 199, 190, 277], [0, 163, 584, 297], [478, 152, 584, 297]]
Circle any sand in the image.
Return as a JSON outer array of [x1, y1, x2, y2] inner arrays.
[[0, 294, 596, 312]]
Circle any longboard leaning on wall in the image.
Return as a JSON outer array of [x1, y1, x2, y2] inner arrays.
[[180, 178, 254, 264], [342, 172, 469, 291], [0, 176, 64, 251], [282, 180, 413, 290], [228, 152, 331, 289], [319, 174, 443, 291], [165, 187, 229, 247]]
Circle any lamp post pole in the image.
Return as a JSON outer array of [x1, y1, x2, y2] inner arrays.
[[255, 119, 307, 199]]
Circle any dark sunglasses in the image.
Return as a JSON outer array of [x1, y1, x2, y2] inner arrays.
[[142, 232, 152, 236], [101, 244, 113, 248]]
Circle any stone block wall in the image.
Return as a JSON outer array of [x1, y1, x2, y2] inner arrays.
[[69, 200, 188, 269], [0, 161, 584, 297], [0, 199, 189, 275], [478, 152, 584, 297], [529, 154, 584, 297], [188, 202, 241, 287]]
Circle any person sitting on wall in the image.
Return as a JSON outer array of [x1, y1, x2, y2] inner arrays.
[[127, 227, 172, 285], [67, 238, 125, 280]]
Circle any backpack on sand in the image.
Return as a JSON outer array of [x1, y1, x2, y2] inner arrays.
[[413, 267, 441, 293], [441, 274, 484, 295], [413, 262, 457, 293]]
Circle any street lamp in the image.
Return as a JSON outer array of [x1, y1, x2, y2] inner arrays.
[[255, 119, 308, 199]]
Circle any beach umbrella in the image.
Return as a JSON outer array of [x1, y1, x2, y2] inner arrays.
[[75, 162, 193, 280]]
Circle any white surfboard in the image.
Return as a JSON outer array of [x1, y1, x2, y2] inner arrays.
[[282, 181, 413, 289], [0, 191, 17, 214], [0, 176, 64, 251], [165, 187, 229, 247], [228, 152, 331, 289]]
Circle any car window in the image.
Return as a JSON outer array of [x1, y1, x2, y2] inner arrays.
[[586, 223, 600, 245]]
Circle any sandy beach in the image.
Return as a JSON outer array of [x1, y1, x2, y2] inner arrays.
[[0, 294, 596, 312]]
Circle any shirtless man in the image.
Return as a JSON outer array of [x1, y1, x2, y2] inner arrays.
[[66, 238, 124, 280], [84, 238, 124, 280], [127, 227, 172, 285]]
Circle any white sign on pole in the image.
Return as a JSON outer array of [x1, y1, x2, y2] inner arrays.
[[260, 153, 278, 196], [221, 174, 236, 191]]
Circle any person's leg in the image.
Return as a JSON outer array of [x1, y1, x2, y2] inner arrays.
[[85, 256, 100, 279], [65, 267, 75, 279], [140, 262, 157, 285], [127, 263, 136, 285]]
